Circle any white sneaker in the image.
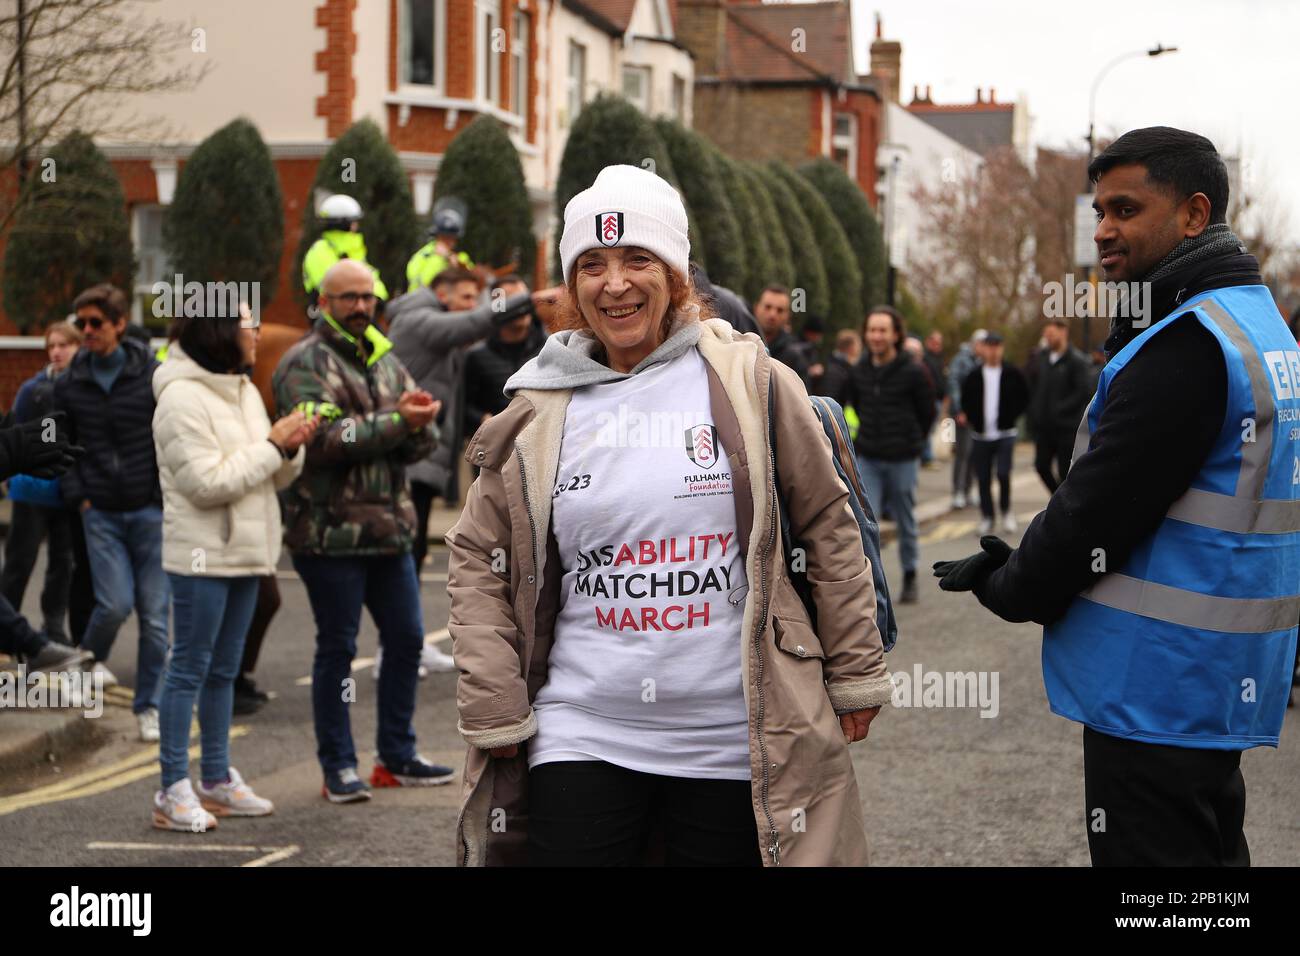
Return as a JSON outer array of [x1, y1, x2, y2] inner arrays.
[[977, 517, 993, 535], [373, 647, 428, 681], [952, 493, 967, 510], [91, 661, 118, 687], [420, 641, 457, 673], [152, 779, 217, 832], [196, 766, 274, 817], [137, 707, 160, 742], [1001, 512, 1018, 534]]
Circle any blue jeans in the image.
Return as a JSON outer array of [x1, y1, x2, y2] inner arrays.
[[292, 552, 424, 774], [858, 456, 920, 575], [81, 506, 170, 714], [158, 574, 259, 788]]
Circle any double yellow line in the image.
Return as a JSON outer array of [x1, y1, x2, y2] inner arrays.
[[0, 725, 250, 817]]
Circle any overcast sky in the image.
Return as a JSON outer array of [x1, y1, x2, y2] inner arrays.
[[848, 0, 1300, 244]]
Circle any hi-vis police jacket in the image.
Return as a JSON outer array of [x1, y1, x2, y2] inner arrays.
[[1045, 285, 1300, 750]]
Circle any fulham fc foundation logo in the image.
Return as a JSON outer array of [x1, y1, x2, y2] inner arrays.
[[685, 424, 719, 469], [596, 212, 624, 246]]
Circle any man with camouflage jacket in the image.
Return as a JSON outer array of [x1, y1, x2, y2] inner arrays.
[[273, 260, 455, 802]]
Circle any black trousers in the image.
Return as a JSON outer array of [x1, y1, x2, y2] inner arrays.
[[1034, 427, 1075, 494], [0, 502, 74, 641], [410, 480, 438, 576], [970, 436, 1015, 519], [1083, 727, 1249, 866], [527, 760, 762, 867]]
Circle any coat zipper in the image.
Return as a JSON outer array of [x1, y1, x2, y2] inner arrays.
[[755, 385, 780, 866]]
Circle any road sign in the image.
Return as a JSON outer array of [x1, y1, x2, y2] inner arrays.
[[1075, 193, 1099, 268]]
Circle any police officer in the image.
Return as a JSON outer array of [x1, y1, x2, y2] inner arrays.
[[934, 127, 1299, 867], [406, 197, 474, 293], [303, 194, 389, 306]]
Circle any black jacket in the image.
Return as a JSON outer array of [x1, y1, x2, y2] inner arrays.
[[960, 363, 1030, 435], [975, 249, 1263, 624], [1027, 345, 1093, 435], [463, 322, 548, 432], [766, 329, 811, 385], [53, 338, 161, 511], [922, 350, 947, 403], [848, 352, 935, 461], [690, 264, 759, 336], [810, 352, 855, 408]]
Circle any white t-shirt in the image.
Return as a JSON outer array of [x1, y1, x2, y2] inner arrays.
[[980, 364, 1016, 440], [529, 347, 751, 780]]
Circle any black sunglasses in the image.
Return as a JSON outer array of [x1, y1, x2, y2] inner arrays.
[[73, 316, 106, 331]]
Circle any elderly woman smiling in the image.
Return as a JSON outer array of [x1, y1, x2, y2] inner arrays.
[[446, 164, 894, 867]]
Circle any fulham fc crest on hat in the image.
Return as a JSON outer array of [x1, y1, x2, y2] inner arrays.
[[596, 212, 624, 247]]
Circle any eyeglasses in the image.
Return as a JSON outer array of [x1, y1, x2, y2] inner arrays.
[[73, 316, 105, 331], [325, 292, 378, 308]]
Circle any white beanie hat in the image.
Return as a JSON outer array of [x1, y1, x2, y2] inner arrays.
[[559, 164, 690, 284]]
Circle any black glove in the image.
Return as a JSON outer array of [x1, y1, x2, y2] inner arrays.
[[0, 411, 85, 482], [932, 535, 1013, 592]]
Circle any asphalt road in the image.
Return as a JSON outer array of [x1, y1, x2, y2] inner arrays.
[[2, 464, 1296, 866]]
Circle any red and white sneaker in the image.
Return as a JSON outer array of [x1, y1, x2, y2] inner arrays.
[[370, 755, 455, 788]]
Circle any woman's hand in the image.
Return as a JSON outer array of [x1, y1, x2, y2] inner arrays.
[[488, 745, 518, 758], [268, 410, 307, 451], [840, 706, 880, 744]]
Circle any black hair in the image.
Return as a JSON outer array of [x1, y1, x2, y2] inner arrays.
[[865, 304, 905, 345], [1088, 126, 1230, 224], [179, 316, 243, 374]]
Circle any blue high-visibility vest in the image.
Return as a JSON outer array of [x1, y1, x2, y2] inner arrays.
[[1044, 284, 1300, 750]]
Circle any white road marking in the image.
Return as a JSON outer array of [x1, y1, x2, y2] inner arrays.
[[293, 629, 451, 686]]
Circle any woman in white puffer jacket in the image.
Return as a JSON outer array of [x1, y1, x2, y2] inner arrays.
[[150, 309, 318, 832]]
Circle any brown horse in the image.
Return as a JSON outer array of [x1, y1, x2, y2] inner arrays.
[[251, 322, 310, 416]]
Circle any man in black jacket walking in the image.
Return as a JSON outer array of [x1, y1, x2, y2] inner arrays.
[[54, 284, 168, 741], [1028, 317, 1093, 492], [849, 306, 934, 602], [959, 332, 1030, 534]]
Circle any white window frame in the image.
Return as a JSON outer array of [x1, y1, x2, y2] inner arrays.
[[398, 0, 446, 94], [566, 40, 587, 126], [832, 111, 857, 178], [511, 10, 529, 120], [476, 0, 502, 106], [622, 64, 651, 114]]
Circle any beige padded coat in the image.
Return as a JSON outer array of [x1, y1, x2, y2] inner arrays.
[[446, 318, 894, 866]]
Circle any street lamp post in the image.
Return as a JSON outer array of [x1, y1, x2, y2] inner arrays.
[[1080, 43, 1178, 352]]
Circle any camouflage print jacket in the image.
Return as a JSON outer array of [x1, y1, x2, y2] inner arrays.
[[272, 313, 437, 556]]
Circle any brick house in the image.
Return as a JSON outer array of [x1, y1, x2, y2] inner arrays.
[[675, 0, 880, 202], [0, 0, 694, 406]]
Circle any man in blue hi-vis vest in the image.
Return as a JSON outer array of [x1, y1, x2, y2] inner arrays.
[[934, 127, 1299, 867]]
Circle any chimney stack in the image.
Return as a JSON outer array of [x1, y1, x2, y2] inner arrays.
[[869, 13, 902, 105]]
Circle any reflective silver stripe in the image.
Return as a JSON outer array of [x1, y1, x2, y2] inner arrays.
[[1081, 573, 1300, 634], [1198, 300, 1275, 500], [1167, 487, 1300, 534], [1068, 402, 1093, 471]]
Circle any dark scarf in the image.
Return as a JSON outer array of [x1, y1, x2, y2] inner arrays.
[[1104, 223, 1262, 359]]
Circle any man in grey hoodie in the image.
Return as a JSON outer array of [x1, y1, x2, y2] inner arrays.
[[386, 265, 534, 574]]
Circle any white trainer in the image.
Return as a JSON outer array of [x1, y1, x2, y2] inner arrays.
[[977, 517, 993, 535], [420, 641, 457, 673], [91, 661, 118, 687], [1001, 512, 1019, 534], [152, 779, 217, 832], [196, 766, 274, 817], [951, 493, 968, 510], [137, 707, 160, 742]]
